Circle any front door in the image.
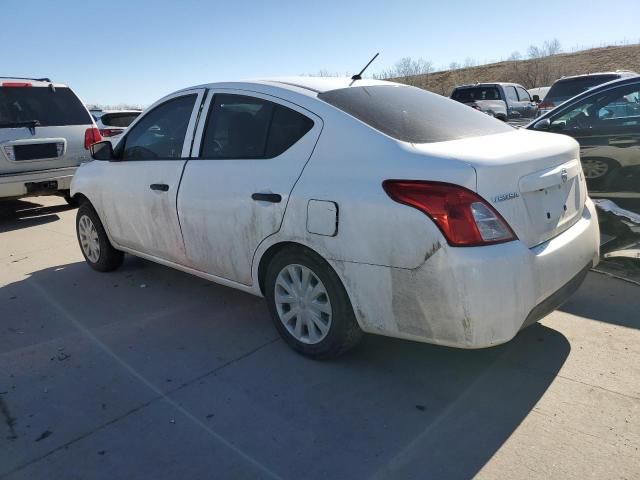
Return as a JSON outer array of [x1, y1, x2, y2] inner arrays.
[[178, 90, 322, 285], [99, 89, 205, 264]]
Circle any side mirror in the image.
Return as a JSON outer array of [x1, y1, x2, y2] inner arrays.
[[532, 95, 540, 103], [90, 141, 115, 161], [533, 118, 551, 130]]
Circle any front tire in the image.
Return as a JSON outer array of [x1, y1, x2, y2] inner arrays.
[[76, 203, 124, 272], [265, 247, 363, 359]]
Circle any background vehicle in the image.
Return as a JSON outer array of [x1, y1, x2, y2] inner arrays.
[[529, 75, 640, 254], [93, 110, 142, 145], [72, 77, 599, 359], [528, 86, 550, 103], [450, 82, 538, 125], [0, 77, 100, 202], [537, 71, 637, 116]]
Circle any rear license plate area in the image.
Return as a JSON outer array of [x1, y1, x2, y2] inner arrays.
[[25, 180, 58, 194], [14, 143, 59, 161]]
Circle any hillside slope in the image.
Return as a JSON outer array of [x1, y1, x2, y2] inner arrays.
[[393, 44, 640, 96]]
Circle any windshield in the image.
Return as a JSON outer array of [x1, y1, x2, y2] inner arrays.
[[0, 86, 92, 127], [452, 86, 501, 102], [546, 75, 618, 102], [318, 85, 512, 143]]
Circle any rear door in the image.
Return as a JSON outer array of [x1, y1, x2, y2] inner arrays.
[[504, 86, 523, 120], [98, 89, 204, 264], [179, 90, 322, 285], [0, 83, 93, 173]]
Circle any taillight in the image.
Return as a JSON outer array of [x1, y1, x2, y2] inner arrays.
[[537, 101, 554, 110], [2, 82, 32, 87], [84, 127, 102, 149], [99, 128, 123, 138], [382, 180, 517, 246]]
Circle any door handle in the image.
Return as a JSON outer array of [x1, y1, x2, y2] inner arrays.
[[251, 193, 281, 203], [150, 183, 169, 192]]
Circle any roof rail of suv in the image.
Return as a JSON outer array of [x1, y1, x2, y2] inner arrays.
[[0, 76, 52, 82]]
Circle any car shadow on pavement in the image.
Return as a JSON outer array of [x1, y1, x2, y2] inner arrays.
[[0, 258, 570, 480], [559, 271, 640, 329], [0, 198, 74, 233]]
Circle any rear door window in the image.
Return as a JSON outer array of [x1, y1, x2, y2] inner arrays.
[[505, 87, 518, 103], [516, 87, 531, 102], [200, 94, 314, 159], [320, 85, 512, 143], [121, 94, 196, 160], [0, 86, 91, 127], [100, 112, 141, 128]]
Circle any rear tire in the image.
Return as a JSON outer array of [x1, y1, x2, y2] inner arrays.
[[76, 203, 124, 272], [265, 247, 363, 359]]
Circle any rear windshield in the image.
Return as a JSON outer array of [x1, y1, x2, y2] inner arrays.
[[318, 85, 512, 143], [0, 86, 92, 127], [101, 112, 140, 127], [546, 75, 618, 101], [452, 86, 501, 102]]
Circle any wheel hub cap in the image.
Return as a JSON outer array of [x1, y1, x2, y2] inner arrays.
[[78, 215, 101, 263], [274, 264, 332, 344]]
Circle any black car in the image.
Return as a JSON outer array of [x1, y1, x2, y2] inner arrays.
[[528, 75, 640, 254]]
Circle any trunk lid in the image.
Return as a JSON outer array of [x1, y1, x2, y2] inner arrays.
[[412, 129, 587, 247]]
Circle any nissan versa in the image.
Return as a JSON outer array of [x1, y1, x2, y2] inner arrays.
[[70, 77, 600, 359]]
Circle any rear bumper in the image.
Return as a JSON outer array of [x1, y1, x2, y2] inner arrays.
[[334, 199, 600, 348], [0, 166, 76, 199]]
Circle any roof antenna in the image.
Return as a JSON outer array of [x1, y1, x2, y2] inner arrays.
[[350, 53, 379, 85]]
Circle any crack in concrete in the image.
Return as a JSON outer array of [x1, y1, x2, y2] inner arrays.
[[0, 396, 17, 441]]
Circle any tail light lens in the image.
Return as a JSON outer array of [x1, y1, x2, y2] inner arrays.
[[537, 101, 554, 110], [2, 82, 32, 87], [84, 127, 102, 149], [382, 180, 517, 246], [99, 128, 124, 138]]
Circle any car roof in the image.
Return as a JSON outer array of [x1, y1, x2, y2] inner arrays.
[[177, 76, 398, 98], [454, 82, 521, 89], [553, 71, 637, 83], [0, 77, 67, 88]]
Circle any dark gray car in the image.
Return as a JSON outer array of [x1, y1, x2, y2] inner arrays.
[[529, 75, 640, 255]]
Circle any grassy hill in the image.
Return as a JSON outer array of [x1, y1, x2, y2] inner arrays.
[[393, 44, 640, 96]]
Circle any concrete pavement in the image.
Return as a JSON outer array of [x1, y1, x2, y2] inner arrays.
[[1, 197, 638, 479]]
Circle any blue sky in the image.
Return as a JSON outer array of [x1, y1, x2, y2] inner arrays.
[[3, 0, 639, 106]]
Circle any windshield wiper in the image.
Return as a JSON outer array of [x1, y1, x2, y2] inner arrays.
[[0, 119, 41, 128]]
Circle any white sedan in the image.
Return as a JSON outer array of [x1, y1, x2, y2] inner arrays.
[[71, 77, 600, 359]]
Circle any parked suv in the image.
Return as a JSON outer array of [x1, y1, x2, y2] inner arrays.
[[450, 82, 537, 124], [538, 71, 637, 116], [92, 109, 142, 146], [0, 77, 100, 203]]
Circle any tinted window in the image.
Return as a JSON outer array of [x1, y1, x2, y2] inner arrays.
[[549, 82, 640, 130], [320, 85, 512, 143], [505, 86, 518, 102], [0, 86, 92, 127], [516, 87, 531, 102], [101, 112, 141, 127], [546, 75, 619, 102], [452, 86, 501, 102], [200, 94, 313, 159], [122, 94, 196, 160]]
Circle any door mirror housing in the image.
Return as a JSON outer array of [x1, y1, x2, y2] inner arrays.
[[532, 94, 541, 103], [90, 141, 116, 161], [533, 118, 551, 130]]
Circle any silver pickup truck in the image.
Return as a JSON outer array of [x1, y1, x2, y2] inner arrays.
[[0, 77, 100, 203], [450, 82, 538, 125]]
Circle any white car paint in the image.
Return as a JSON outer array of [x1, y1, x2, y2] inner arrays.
[[72, 77, 600, 349]]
